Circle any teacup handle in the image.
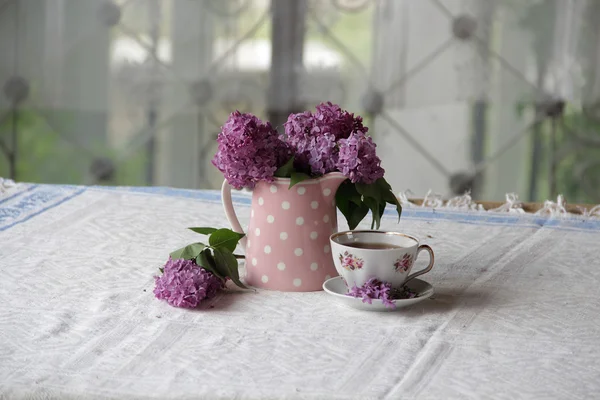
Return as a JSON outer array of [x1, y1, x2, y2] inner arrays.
[[221, 180, 248, 250], [404, 245, 434, 284]]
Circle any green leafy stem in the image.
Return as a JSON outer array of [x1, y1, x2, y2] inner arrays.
[[274, 156, 402, 230], [167, 227, 248, 289], [335, 177, 402, 230]]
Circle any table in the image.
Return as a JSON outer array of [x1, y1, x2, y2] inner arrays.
[[1, 183, 600, 399]]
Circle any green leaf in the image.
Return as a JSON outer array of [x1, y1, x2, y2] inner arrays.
[[363, 196, 381, 229], [389, 193, 402, 222], [170, 242, 206, 260], [213, 247, 248, 289], [336, 180, 369, 229], [195, 249, 226, 281], [375, 177, 392, 192], [357, 180, 386, 229], [188, 227, 217, 235], [335, 182, 353, 225], [378, 200, 386, 228], [348, 203, 370, 230], [379, 200, 386, 218], [336, 180, 361, 206], [336, 178, 401, 229], [356, 181, 382, 202], [208, 228, 245, 252], [159, 267, 164, 274], [274, 155, 295, 178], [377, 178, 402, 222], [289, 172, 312, 188], [373, 178, 402, 223]]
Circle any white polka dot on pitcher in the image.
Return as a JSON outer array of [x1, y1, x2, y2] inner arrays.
[[267, 215, 275, 223], [262, 275, 269, 283], [296, 217, 304, 225], [282, 201, 290, 210], [323, 188, 331, 196], [293, 278, 302, 287], [323, 215, 330, 223], [270, 185, 277, 193], [247, 239, 251, 248], [264, 245, 272, 254], [252, 258, 257, 266], [311, 201, 319, 209], [277, 262, 286, 271], [310, 231, 318, 240], [280, 232, 288, 240], [324, 245, 330, 253], [310, 262, 318, 271], [258, 197, 264, 205], [294, 248, 303, 256], [297, 187, 306, 195], [255, 228, 260, 236]]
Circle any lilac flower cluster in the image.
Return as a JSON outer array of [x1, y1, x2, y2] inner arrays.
[[284, 102, 383, 182], [212, 103, 384, 188], [212, 111, 291, 189], [313, 102, 366, 140], [347, 278, 396, 308], [284, 111, 337, 175], [337, 131, 384, 184], [154, 258, 223, 308]]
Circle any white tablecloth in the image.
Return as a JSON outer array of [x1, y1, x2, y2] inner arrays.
[[1, 184, 600, 399]]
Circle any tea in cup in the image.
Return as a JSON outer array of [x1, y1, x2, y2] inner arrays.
[[329, 230, 434, 289]]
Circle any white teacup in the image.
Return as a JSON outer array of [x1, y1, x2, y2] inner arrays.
[[329, 230, 434, 289]]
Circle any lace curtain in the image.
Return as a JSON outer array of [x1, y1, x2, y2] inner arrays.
[[0, 0, 598, 203]]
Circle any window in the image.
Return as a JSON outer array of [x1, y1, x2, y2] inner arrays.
[[1, 0, 598, 203]]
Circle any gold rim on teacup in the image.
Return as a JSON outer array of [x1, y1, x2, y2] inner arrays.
[[330, 230, 419, 250]]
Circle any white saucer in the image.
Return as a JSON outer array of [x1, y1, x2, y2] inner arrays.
[[322, 276, 434, 311]]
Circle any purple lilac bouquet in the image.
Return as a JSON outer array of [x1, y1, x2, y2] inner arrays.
[[212, 102, 401, 229]]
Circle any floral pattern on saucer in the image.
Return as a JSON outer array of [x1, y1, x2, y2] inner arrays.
[[339, 251, 364, 270], [394, 254, 413, 272]]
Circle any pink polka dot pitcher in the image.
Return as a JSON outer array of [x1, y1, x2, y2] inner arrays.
[[221, 172, 347, 291]]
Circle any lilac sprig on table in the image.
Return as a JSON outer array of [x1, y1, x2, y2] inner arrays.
[[346, 278, 419, 309], [211, 102, 402, 230], [154, 258, 224, 308], [154, 227, 248, 309]]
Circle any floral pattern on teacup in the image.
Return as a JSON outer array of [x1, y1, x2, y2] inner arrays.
[[339, 251, 364, 271], [394, 254, 413, 272]]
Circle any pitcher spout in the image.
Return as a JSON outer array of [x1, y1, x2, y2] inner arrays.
[[318, 171, 347, 193]]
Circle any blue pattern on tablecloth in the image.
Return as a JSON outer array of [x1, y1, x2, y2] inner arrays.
[[1, 183, 600, 232], [0, 185, 85, 231]]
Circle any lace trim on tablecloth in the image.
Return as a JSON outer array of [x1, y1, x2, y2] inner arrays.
[[0, 177, 18, 196], [398, 191, 600, 218]]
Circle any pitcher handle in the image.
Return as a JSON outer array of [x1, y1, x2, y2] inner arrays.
[[404, 245, 434, 284], [221, 179, 247, 250]]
